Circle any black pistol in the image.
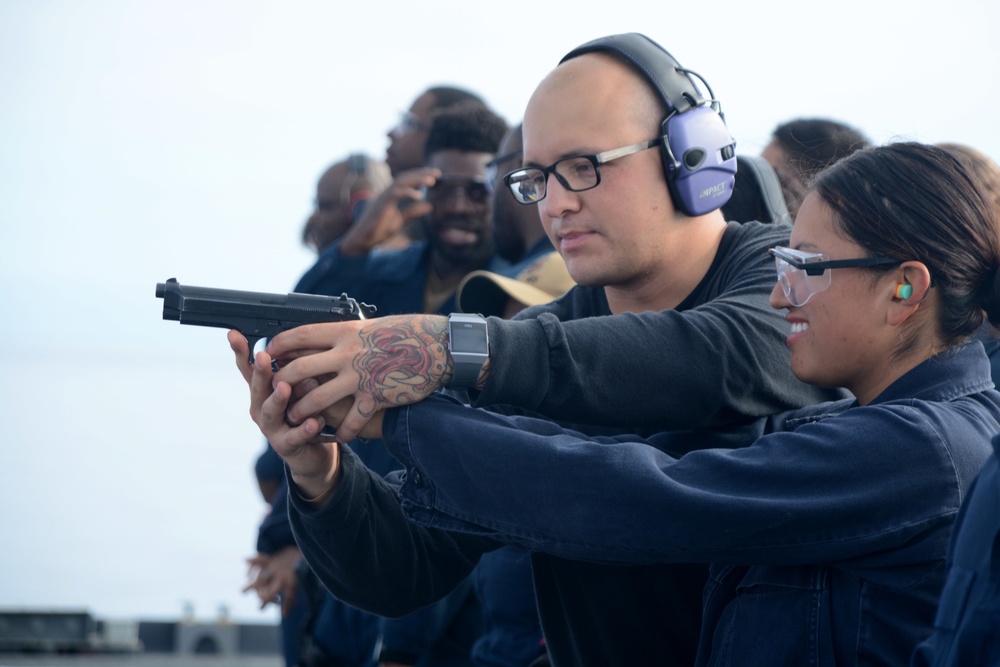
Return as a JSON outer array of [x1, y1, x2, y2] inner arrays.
[[155, 278, 376, 363]]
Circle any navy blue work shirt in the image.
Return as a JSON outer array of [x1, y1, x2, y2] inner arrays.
[[380, 342, 1000, 666]]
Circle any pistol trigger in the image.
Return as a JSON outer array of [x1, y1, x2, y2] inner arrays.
[[246, 336, 261, 366], [246, 335, 279, 374]]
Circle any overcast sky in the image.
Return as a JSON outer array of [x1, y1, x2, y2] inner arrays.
[[2, 0, 999, 624]]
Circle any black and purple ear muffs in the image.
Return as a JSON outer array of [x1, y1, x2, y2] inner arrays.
[[560, 32, 738, 217]]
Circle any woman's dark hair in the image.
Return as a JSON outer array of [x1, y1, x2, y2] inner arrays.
[[813, 142, 1000, 348]]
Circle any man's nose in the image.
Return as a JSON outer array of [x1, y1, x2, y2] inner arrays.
[[539, 173, 580, 219]]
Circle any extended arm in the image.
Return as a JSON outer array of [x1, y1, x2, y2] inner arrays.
[[382, 393, 964, 567]]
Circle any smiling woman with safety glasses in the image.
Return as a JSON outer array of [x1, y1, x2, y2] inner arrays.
[[282, 142, 1000, 666]]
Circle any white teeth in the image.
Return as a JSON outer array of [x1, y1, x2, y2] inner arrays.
[[790, 322, 808, 334]]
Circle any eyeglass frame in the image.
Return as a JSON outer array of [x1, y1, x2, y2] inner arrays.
[[502, 138, 661, 205], [769, 245, 902, 306]]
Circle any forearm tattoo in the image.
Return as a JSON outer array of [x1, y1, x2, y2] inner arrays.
[[353, 317, 451, 415]]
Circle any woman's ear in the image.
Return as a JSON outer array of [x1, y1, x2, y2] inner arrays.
[[886, 261, 933, 326]]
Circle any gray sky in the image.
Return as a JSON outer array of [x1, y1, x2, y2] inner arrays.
[[2, 0, 999, 623]]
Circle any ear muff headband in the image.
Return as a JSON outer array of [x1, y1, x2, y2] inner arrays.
[[561, 33, 705, 116]]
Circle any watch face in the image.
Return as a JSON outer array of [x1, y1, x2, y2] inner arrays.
[[451, 324, 487, 353]]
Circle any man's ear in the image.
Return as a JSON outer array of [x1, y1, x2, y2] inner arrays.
[[886, 261, 932, 327]]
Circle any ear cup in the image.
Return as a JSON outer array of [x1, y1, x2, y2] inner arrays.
[[663, 106, 737, 216], [560, 33, 737, 216]]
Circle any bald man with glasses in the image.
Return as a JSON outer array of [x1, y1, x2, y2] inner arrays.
[[231, 34, 847, 665]]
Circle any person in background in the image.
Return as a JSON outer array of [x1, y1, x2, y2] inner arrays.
[[385, 86, 486, 176], [298, 101, 509, 316], [349, 86, 488, 252], [761, 117, 870, 219], [245, 152, 393, 667], [301, 154, 391, 253], [911, 144, 1000, 667], [938, 142, 1000, 382], [912, 431, 1000, 667], [277, 101, 509, 667], [246, 131, 500, 666], [487, 123, 554, 271]]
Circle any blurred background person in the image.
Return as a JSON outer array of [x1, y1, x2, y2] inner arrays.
[[301, 101, 510, 315], [252, 102, 510, 667], [938, 142, 1000, 384], [246, 154, 389, 667], [348, 85, 488, 252], [386, 86, 486, 176], [761, 117, 870, 219], [301, 154, 392, 253], [487, 123, 555, 271]]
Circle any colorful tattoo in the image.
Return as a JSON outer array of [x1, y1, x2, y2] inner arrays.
[[353, 316, 450, 416]]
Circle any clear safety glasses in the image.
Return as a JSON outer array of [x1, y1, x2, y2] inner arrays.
[[769, 246, 901, 306]]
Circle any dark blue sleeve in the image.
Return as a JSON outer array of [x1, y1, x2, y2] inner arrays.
[[377, 575, 480, 665], [254, 443, 284, 483], [384, 393, 971, 570], [256, 481, 296, 554], [293, 241, 368, 296]]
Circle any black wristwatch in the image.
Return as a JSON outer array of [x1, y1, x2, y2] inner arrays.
[[446, 313, 489, 388]]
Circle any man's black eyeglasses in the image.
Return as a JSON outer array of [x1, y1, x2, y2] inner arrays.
[[503, 138, 660, 205]]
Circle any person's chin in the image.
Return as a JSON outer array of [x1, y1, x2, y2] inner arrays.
[[560, 260, 605, 287]]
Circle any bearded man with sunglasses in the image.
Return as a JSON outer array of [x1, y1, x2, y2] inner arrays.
[[341, 86, 489, 253], [299, 101, 509, 316], [233, 35, 849, 666]]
